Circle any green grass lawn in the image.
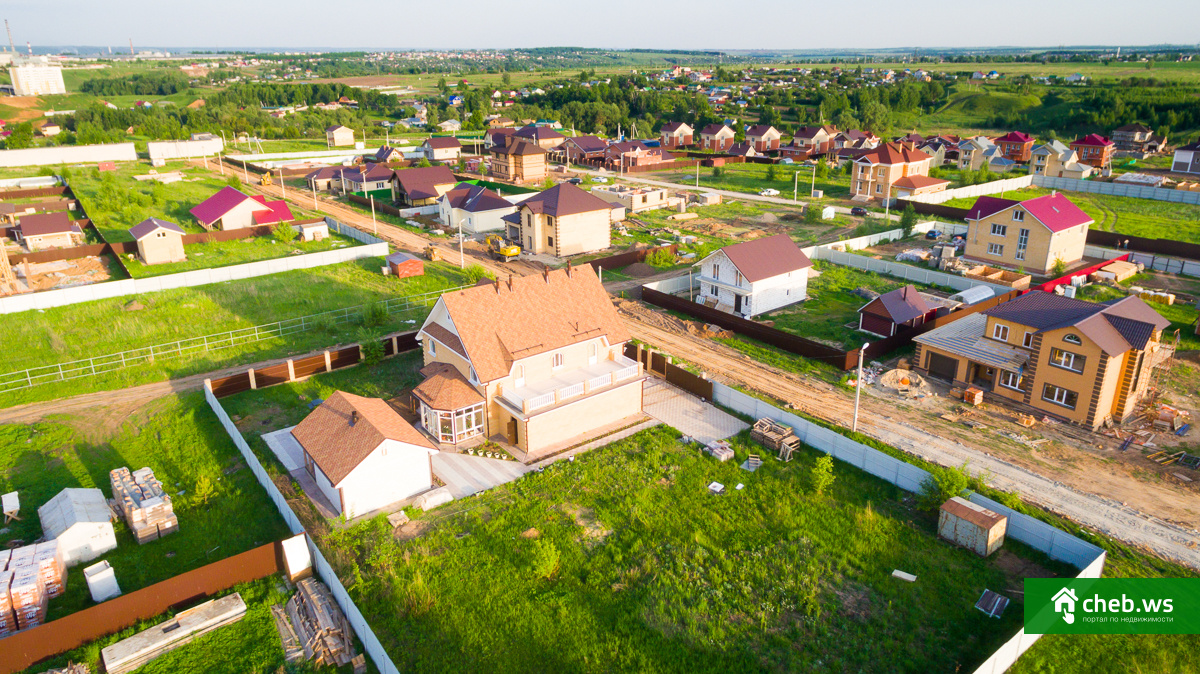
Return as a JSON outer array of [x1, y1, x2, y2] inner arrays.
[[0, 260, 473, 406], [941, 186, 1200, 244], [0, 393, 291, 622], [651, 162, 854, 201], [315, 424, 1069, 673], [119, 232, 359, 278], [762, 263, 949, 350]]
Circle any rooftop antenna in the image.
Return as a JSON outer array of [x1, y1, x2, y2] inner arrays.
[[5, 20, 14, 54]]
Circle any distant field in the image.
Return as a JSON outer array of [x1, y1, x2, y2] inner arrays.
[[777, 60, 1200, 83]]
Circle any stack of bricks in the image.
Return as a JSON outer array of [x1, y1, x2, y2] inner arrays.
[[33, 541, 66, 599], [9, 563, 47, 630], [110, 467, 178, 544], [0, 540, 66, 635], [0, 549, 15, 637]]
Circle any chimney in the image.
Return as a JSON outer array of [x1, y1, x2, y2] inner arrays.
[[494, 276, 501, 293], [350, 410, 359, 427], [507, 274, 514, 290], [543, 266, 549, 282]]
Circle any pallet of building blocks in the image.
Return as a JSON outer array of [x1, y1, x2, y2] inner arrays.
[[110, 467, 177, 544], [10, 566, 48, 629], [33, 541, 66, 598], [0, 569, 17, 637], [0, 548, 10, 571]]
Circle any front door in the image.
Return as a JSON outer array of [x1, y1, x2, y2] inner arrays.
[[733, 294, 743, 314], [507, 417, 519, 445]]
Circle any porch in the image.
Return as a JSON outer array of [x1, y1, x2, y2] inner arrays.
[[500, 355, 642, 415]]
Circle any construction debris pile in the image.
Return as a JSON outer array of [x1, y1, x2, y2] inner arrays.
[[37, 664, 90, 674], [750, 418, 800, 461], [1107, 402, 1192, 451], [110, 467, 178, 544], [846, 361, 886, 388], [0, 540, 66, 635], [895, 249, 933, 264], [878, 369, 933, 398], [284, 578, 356, 668]]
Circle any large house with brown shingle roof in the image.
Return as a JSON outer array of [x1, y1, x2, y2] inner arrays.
[[415, 265, 645, 460], [291, 391, 438, 518], [699, 123, 736, 152], [694, 234, 813, 318], [502, 183, 615, 256], [852, 142, 935, 200], [913, 291, 1172, 430], [391, 165, 457, 206], [659, 122, 693, 148]]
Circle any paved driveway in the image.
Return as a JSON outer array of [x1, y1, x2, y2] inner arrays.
[[642, 378, 748, 445], [432, 453, 532, 499]]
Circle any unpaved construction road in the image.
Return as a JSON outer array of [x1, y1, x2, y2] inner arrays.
[[617, 300, 1200, 570]]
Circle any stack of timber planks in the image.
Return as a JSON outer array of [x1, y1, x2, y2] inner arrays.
[[0, 540, 66, 634], [110, 467, 178, 544], [285, 578, 355, 667], [101, 593, 247, 674]]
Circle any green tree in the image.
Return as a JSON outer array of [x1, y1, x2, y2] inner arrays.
[[899, 203, 918, 237], [437, 77, 448, 94], [918, 462, 971, 511], [357, 328, 385, 365], [810, 455, 835, 495], [1052, 257, 1068, 277], [192, 474, 217, 505], [501, 72, 512, 86], [765, 164, 778, 182], [804, 204, 821, 224], [227, 174, 242, 189], [4, 122, 34, 150], [815, 158, 829, 179], [416, 157, 432, 168], [272, 222, 296, 243]]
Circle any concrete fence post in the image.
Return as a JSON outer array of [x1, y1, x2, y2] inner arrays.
[[287, 359, 295, 381], [324, 350, 332, 372], [248, 369, 257, 390]]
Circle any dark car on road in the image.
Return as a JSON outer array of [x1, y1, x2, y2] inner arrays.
[[850, 206, 868, 216]]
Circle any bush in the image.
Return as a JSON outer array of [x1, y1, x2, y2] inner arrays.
[[227, 174, 242, 189], [361, 301, 389, 328], [272, 223, 296, 244], [765, 164, 778, 182], [712, 167, 724, 178], [416, 157, 432, 168], [644, 248, 676, 268], [312, 313, 338, 334], [810, 455, 835, 495], [530, 539, 561, 580], [1052, 257, 1068, 277], [917, 462, 971, 511], [464, 264, 493, 283], [357, 329, 385, 365]]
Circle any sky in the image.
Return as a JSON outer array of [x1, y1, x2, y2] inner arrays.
[[5, 0, 1200, 52]]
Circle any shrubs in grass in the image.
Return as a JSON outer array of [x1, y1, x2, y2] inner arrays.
[[644, 248, 677, 268]]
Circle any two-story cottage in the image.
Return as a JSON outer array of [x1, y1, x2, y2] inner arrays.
[[957, 136, 997, 171], [1028, 141, 1093, 179], [501, 183, 614, 256], [994, 131, 1035, 163], [745, 125, 782, 153], [852, 143, 938, 200], [489, 140, 549, 184], [325, 125, 355, 147], [421, 136, 462, 162], [963, 193, 1093, 274], [694, 234, 813, 318], [913, 291, 1172, 430], [1070, 134, 1114, 169], [512, 125, 566, 151], [699, 124, 736, 152], [780, 124, 838, 160], [415, 266, 645, 460], [659, 122, 694, 148], [391, 165, 457, 207], [437, 182, 517, 234], [1111, 123, 1166, 155]]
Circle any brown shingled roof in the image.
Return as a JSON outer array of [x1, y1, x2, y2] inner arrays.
[[413, 363, 485, 411], [710, 233, 812, 283], [517, 183, 611, 218], [424, 266, 630, 382], [292, 391, 434, 485]]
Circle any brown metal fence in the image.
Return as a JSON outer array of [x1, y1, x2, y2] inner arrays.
[[896, 198, 971, 221], [348, 193, 404, 217], [583, 244, 679, 272], [624, 342, 714, 399], [0, 540, 284, 674], [0, 185, 69, 199], [1087, 229, 1200, 261]]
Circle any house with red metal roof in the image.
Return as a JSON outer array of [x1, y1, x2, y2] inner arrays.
[[659, 122, 693, 149], [1069, 134, 1114, 169], [994, 131, 1035, 163], [963, 192, 1094, 274], [694, 233, 813, 318], [852, 143, 936, 201], [189, 186, 294, 231]]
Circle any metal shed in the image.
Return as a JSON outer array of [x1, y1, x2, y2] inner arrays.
[[38, 488, 118, 567], [938, 496, 1007, 557], [948, 285, 995, 306]]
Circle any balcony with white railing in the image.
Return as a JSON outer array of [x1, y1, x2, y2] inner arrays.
[[501, 355, 643, 416]]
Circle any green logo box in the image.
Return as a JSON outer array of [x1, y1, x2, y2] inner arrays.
[[1026, 578, 1200, 634]]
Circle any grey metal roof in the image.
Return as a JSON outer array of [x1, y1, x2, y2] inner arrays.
[[914, 313, 1029, 372], [949, 285, 996, 305]]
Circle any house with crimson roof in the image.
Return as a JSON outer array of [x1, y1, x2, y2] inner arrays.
[[189, 186, 294, 232], [963, 193, 1093, 274]]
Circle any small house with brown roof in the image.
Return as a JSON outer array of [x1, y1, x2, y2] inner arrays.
[[291, 391, 437, 518], [416, 265, 644, 460], [699, 124, 736, 152], [891, 174, 950, 199], [305, 166, 350, 193], [14, 211, 83, 251], [489, 140, 548, 184], [659, 122, 693, 149], [437, 182, 517, 234], [858, 285, 932, 337], [39, 120, 61, 137], [694, 234, 813, 318], [325, 125, 355, 147], [129, 217, 186, 265], [421, 136, 462, 162], [501, 183, 614, 256], [391, 165, 458, 207], [745, 125, 781, 153]]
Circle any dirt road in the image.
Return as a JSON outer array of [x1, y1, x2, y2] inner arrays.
[[616, 301, 1200, 570]]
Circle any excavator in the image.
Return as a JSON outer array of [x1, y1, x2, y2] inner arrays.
[[486, 235, 521, 262], [259, 172, 274, 186]]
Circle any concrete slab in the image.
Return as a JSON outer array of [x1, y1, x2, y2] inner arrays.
[[432, 453, 531, 499], [642, 378, 748, 445]]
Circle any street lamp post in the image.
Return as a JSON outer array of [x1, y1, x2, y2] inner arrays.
[[853, 343, 869, 433]]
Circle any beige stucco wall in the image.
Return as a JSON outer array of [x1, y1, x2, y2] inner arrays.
[[965, 207, 1087, 273], [1033, 327, 1111, 426], [521, 380, 643, 458], [137, 233, 186, 265], [23, 231, 77, 251], [213, 199, 267, 231]]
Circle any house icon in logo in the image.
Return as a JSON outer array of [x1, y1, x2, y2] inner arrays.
[[1053, 587, 1078, 624]]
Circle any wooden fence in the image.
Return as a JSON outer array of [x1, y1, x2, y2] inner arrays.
[[0, 540, 285, 674], [206, 332, 420, 398], [347, 193, 405, 217], [0, 185, 69, 199]]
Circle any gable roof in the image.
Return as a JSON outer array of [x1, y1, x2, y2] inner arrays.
[[16, 211, 77, 236], [660, 122, 692, 134], [854, 142, 930, 165], [744, 125, 778, 138], [709, 233, 812, 282], [564, 135, 608, 153], [1072, 133, 1112, 147], [344, 164, 395, 184], [424, 136, 462, 150], [189, 186, 266, 225], [374, 145, 402, 161], [1115, 123, 1152, 133], [984, 291, 1168, 356], [292, 391, 435, 485], [1031, 140, 1071, 156], [305, 165, 350, 182], [129, 217, 185, 240], [517, 183, 611, 217], [995, 131, 1034, 144], [965, 195, 1020, 220], [249, 196, 294, 224], [893, 175, 949, 190], [794, 124, 837, 140], [325, 125, 351, 133], [699, 123, 732, 136], [866, 285, 930, 324], [490, 141, 548, 157], [393, 165, 457, 200], [513, 125, 564, 141], [425, 265, 630, 382], [1020, 192, 1093, 233], [726, 142, 757, 156], [441, 182, 513, 213]]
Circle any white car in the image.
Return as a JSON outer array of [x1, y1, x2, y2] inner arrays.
[[593, 176, 608, 183], [759, 188, 780, 196]]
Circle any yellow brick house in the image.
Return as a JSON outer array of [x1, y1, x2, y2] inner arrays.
[[963, 193, 1093, 275]]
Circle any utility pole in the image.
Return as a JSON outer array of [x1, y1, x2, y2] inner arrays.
[[458, 218, 464, 269], [279, 168, 286, 199], [311, 182, 318, 211], [883, 183, 892, 222], [853, 343, 869, 433], [241, 159, 249, 184], [370, 194, 377, 236], [695, 161, 699, 188], [5, 21, 15, 54], [128, 38, 134, 56]]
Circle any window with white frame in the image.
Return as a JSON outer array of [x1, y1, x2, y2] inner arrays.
[[1063, 333, 1083, 345], [421, 401, 485, 444], [1049, 347, 1085, 373], [1012, 210, 1025, 222], [428, 340, 437, 357], [552, 352, 564, 370], [999, 370, 1022, 390], [1042, 383, 1078, 409], [993, 323, 1010, 341], [991, 223, 1008, 237], [1023, 331, 1034, 348], [987, 243, 1004, 256], [1016, 228, 1029, 261]]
